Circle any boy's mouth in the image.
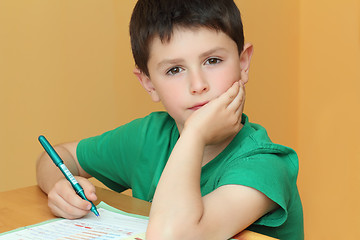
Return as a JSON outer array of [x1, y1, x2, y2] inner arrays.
[[188, 101, 209, 111]]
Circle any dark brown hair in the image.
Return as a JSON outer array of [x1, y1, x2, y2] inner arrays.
[[129, 0, 244, 76]]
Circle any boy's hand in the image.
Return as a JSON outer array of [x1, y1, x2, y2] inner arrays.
[[184, 75, 246, 146], [47, 177, 97, 219]]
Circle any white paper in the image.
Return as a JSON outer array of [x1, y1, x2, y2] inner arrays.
[[0, 203, 148, 240]]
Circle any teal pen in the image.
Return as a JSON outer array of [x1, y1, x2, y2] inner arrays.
[[38, 135, 99, 217]]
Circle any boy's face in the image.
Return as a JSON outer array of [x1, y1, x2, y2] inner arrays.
[[138, 27, 249, 132]]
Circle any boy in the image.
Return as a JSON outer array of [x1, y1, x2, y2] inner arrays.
[[36, 0, 304, 239]]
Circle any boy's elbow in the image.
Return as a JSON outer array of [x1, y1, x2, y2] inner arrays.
[[146, 220, 204, 240]]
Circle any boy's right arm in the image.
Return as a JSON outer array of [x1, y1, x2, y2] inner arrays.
[[36, 141, 97, 219]]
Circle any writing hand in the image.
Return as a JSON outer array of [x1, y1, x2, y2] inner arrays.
[[47, 177, 97, 219]]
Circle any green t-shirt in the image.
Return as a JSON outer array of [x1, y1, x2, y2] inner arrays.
[[77, 112, 304, 239]]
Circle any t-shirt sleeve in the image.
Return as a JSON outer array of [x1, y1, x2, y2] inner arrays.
[[76, 118, 145, 192], [217, 152, 298, 228]]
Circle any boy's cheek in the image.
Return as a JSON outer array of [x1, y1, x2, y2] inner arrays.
[[218, 80, 237, 96]]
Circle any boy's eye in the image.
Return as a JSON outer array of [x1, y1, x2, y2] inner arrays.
[[166, 66, 183, 75], [205, 58, 222, 65]]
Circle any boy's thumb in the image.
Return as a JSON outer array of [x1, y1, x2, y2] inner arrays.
[[77, 177, 97, 201]]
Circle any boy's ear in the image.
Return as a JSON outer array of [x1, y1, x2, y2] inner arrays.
[[239, 43, 254, 84], [133, 68, 161, 102]]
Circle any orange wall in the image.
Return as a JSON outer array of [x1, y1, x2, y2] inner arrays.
[[237, 1, 299, 149], [1, 0, 359, 238], [0, 0, 161, 191], [298, 0, 360, 238]]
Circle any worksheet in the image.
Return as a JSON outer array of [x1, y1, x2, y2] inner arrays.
[[0, 202, 147, 240]]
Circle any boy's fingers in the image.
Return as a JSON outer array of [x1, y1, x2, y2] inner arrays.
[[49, 199, 90, 219], [227, 80, 245, 112], [235, 82, 246, 116], [48, 189, 90, 219], [218, 81, 240, 106], [62, 187, 92, 210], [50, 179, 93, 217], [77, 178, 97, 201]]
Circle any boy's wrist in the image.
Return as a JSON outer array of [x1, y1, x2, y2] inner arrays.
[[180, 126, 207, 147]]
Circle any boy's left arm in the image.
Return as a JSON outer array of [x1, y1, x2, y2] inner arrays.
[[146, 79, 277, 240]]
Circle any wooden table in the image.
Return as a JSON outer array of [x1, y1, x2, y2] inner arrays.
[[0, 185, 276, 239], [0, 185, 151, 233]]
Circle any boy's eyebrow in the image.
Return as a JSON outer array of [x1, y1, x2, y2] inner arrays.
[[198, 47, 227, 59], [157, 58, 184, 69], [157, 47, 228, 69]]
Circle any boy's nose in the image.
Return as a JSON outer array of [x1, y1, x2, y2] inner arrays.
[[189, 72, 209, 95]]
